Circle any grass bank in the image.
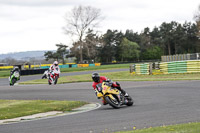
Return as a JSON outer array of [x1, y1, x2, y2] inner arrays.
[[0, 70, 10, 78], [0, 64, 130, 78], [0, 99, 87, 120], [61, 63, 129, 73], [20, 71, 200, 85], [116, 122, 200, 133]]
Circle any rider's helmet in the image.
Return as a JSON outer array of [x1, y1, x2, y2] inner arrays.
[[13, 66, 19, 71], [53, 61, 58, 66], [92, 72, 100, 82]]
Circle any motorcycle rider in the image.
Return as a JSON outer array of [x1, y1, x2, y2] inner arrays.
[[10, 66, 20, 80], [92, 72, 128, 105], [49, 61, 60, 74]]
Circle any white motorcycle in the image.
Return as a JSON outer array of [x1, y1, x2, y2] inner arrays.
[[42, 68, 60, 85]]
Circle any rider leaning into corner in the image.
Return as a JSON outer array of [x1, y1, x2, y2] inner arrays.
[[49, 61, 60, 73], [92, 72, 129, 105], [10, 66, 21, 79]]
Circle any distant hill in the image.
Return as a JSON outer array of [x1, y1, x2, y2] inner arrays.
[[0, 50, 55, 61]]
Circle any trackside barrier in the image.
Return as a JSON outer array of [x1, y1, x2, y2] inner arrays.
[[21, 69, 48, 76], [160, 60, 200, 74], [71, 64, 78, 68], [41, 66, 49, 69], [39, 63, 100, 68], [187, 60, 200, 73], [95, 63, 101, 66], [0, 63, 101, 70], [78, 64, 89, 67], [89, 64, 95, 67], [134, 63, 150, 75], [0, 66, 13, 70], [59, 64, 69, 68]]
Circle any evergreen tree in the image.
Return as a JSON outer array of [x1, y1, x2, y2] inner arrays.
[[119, 38, 140, 61]]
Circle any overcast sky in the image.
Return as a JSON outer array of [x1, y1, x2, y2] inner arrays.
[[0, 0, 199, 54]]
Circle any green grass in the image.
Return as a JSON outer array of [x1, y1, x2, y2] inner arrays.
[[20, 71, 200, 85], [0, 70, 10, 78], [0, 99, 87, 120], [0, 64, 130, 78], [116, 122, 200, 133], [61, 64, 129, 73]]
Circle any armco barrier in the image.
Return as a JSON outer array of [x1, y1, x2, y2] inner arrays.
[[72, 64, 78, 68], [41, 66, 49, 69], [0, 66, 13, 70], [78, 64, 89, 67], [0, 63, 101, 70], [89, 64, 95, 67], [95, 63, 101, 66], [59, 64, 69, 68], [21, 69, 48, 76]]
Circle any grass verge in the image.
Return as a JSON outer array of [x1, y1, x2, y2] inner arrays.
[[0, 99, 87, 120], [116, 122, 200, 133], [0, 70, 10, 78], [0, 64, 130, 78], [61, 64, 129, 73], [20, 71, 200, 85]]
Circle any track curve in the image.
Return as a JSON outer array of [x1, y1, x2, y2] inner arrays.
[[0, 80, 200, 133]]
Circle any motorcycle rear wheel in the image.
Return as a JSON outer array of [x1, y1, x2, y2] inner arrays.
[[105, 95, 120, 109]]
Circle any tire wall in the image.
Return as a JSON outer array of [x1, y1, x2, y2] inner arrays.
[[160, 60, 200, 74], [135, 63, 150, 75]]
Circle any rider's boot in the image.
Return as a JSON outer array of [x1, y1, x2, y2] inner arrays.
[[102, 100, 108, 105], [115, 82, 129, 97], [120, 88, 129, 97]]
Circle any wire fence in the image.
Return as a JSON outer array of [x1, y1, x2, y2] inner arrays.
[[161, 53, 200, 62]]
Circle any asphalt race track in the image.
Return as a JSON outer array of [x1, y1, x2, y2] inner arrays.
[[0, 71, 200, 132]]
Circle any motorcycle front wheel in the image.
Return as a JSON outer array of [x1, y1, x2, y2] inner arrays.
[[54, 76, 58, 85], [126, 96, 134, 106], [105, 95, 121, 109], [10, 78, 16, 86], [48, 79, 52, 85]]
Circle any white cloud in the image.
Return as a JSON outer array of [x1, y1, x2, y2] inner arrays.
[[0, 0, 200, 54]]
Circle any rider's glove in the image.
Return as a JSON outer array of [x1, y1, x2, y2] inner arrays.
[[106, 79, 113, 84], [103, 79, 112, 82], [94, 89, 97, 96]]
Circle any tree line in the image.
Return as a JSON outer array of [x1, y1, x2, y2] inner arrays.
[[68, 21, 199, 63], [45, 5, 200, 64]]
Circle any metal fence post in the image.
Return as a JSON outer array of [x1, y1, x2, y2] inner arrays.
[[130, 64, 133, 73], [149, 63, 152, 75]]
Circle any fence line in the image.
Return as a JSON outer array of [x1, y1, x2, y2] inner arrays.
[[161, 53, 200, 62]]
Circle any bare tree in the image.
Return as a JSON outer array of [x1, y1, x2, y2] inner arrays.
[[194, 4, 200, 38], [63, 5, 103, 63], [194, 5, 200, 21]]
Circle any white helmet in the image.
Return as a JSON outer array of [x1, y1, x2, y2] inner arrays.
[[53, 61, 58, 66], [14, 66, 19, 71]]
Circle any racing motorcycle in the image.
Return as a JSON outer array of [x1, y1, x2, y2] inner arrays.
[[42, 68, 60, 85], [9, 71, 20, 86], [96, 81, 133, 109]]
